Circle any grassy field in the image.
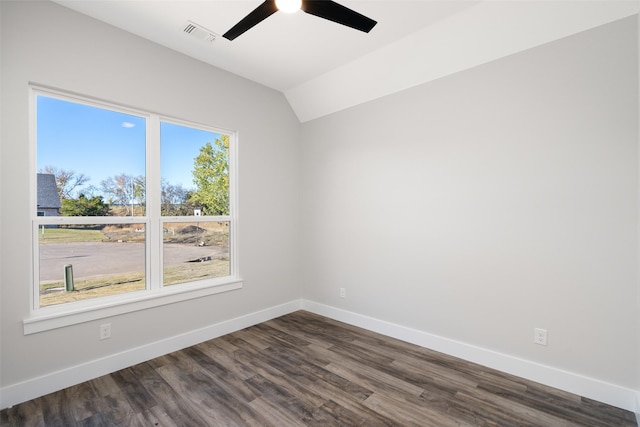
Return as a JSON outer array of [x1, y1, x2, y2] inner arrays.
[[39, 227, 105, 243], [40, 260, 230, 306], [40, 272, 145, 306], [163, 258, 229, 287]]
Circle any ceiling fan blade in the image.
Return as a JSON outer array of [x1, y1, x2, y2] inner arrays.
[[301, 0, 377, 33], [223, 0, 278, 41]]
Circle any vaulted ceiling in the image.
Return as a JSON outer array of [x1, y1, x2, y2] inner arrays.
[[53, 1, 638, 122]]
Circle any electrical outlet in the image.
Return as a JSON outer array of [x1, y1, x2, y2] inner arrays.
[[534, 328, 547, 346], [339, 288, 346, 298], [99, 323, 111, 340]]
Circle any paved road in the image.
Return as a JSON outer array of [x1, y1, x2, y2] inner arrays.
[[39, 242, 226, 281]]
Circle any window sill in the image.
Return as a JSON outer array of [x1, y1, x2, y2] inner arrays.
[[23, 279, 243, 335]]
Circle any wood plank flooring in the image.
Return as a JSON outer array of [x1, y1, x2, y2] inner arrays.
[[1, 310, 637, 426]]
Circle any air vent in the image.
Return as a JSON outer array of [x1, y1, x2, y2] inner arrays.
[[182, 21, 218, 43]]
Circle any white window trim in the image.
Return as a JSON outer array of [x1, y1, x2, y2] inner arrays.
[[23, 279, 243, 334], [25, 85, 241, 334]]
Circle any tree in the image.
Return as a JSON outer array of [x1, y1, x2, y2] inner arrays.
[[100, 173, 145, 216], [61, 194, 109, 216], [189, 136, 229, 215], [39, 166, 89, 200], [132, 175, 146, 214], [161, 180, 193, 216]]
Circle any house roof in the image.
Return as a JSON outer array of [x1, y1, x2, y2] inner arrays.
[[37, 173, 62, 209]]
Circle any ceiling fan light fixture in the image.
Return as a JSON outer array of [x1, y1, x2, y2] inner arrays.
[[223, 0, 376, 41], [275, 0, 301, 13]]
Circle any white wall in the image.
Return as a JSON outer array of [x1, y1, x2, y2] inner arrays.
[[0, 0, 300, 399], [301, 15, 639, 395], [637, 11, 640, 416]]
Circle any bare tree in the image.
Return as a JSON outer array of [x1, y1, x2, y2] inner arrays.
[[101, 173, 145, 216], [39, 166, 90, 200], [161, 179, 192, 216]]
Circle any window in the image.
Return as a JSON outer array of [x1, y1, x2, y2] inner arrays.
[[160, 121, 231, 286], [30, 87, 239, 323]]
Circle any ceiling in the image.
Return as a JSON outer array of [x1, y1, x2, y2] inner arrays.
[[52, 0, 638, 122]]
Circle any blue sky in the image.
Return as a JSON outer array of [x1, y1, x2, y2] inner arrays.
[[37, 95, 221, 195], [160, 121, 221, 190]]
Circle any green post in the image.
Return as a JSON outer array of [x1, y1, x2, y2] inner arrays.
[[64, 264, 74, 292]]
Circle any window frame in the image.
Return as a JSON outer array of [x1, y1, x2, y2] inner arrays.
[[25, 85, 241, 334]]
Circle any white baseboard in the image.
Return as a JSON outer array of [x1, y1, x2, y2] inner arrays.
[[301, 300, 639, 414], [0, 300, 302, 410], [3, 299, 638, 416]]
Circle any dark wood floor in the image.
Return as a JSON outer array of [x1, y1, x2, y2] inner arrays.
[[1, 310, 637, 426]]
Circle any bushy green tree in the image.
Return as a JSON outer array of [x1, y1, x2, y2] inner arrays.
[[189, 136, 229, 215], [61, 194, 109, 216]]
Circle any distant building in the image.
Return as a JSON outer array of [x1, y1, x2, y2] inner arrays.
[[37, 173, 61, 216]]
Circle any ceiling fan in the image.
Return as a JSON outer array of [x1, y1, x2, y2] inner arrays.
[[223, 0, 377, 41]]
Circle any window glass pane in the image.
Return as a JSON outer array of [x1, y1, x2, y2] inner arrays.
[[36, 95, 146, 217], [38, 224, 146, 307], [161, 122, 229, 216], [163, 221, 230, 286]]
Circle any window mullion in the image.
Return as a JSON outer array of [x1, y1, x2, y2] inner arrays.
[[228, 132, 239, 278], [147, 115, 162, 291]]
